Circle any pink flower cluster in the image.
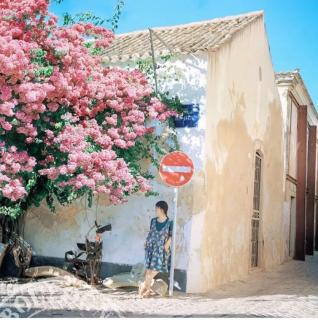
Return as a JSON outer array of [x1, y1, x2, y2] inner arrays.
[[0, 145, 36, 201], [0, 0, 178, 205]]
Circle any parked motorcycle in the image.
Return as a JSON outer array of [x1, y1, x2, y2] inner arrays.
[[0, 215, 32, 277], [64, 221, 111, 285]]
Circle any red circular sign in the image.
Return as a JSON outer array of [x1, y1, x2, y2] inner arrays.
[[159, 151, 194, 187]]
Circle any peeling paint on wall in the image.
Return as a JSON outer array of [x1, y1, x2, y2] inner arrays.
[[185, 16, 285, 293]]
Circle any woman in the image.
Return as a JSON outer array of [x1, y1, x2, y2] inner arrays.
[[139, 200, 173, 298]]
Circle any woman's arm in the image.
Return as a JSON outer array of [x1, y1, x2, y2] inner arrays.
[[164, 220, 173, 251], [145, 218, 154, 249], [164, 236, 172, 252]]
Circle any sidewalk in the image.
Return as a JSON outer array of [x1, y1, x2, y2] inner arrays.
[[1, 253, 318, 317]]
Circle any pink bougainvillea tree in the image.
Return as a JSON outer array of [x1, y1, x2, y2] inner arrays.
[[0, 0, 179, 218]]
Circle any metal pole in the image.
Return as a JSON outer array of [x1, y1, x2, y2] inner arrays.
[[150, 28, 174, 54], [148, 29, 158, 94], [169, 186, 178, 296]]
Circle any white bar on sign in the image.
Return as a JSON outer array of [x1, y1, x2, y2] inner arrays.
[[162, 165, 192, 173]]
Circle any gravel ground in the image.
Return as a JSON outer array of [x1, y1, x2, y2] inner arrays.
[[1, 253, 318, 318]]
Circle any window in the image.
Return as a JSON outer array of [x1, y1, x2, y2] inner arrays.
[[251, 151, 262, 268]]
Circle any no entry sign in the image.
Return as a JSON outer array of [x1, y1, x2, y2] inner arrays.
[[159, 151, 194, 187], [158, 151, 194, 296]]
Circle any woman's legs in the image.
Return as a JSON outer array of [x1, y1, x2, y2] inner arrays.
[[138, 270, 148, 297], [139, 269, 159, 298]]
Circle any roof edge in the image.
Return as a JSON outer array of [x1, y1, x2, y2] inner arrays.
[[276, 70, 318, 119], [115, 10, 264, 38]]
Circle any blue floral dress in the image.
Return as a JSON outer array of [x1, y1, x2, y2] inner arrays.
[[145, 217, 173, 273]]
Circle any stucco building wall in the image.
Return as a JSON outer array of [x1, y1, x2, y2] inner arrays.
[[277, 86, 298, 261], [23, 16, 287, 294], [186, 16, 285, 293]]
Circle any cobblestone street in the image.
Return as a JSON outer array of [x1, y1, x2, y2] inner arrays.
[[1, 253, 318, 318]]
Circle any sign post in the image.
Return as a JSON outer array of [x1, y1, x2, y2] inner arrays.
[[168, 187, 178, 296], [159, 151, 194, 296]]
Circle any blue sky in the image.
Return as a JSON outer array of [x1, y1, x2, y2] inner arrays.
[[50, 0, 318, 108]]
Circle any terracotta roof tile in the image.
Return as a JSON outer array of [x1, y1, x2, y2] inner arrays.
[[103, 11, 263, 62]]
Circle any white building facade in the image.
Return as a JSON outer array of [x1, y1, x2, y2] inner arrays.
[[25, 11, 287, 293]]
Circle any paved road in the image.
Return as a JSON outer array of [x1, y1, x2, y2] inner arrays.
[[1, 253, 318, 317]]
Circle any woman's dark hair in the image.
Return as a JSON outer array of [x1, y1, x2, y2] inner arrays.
[[155, 201, 168, 216]]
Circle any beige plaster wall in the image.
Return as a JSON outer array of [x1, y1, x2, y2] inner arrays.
[[277, 87, 298, 180], [186, 16, 285, 292], [277, 87, 298, 264]]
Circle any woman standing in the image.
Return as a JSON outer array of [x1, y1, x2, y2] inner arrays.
[[139, 201, 173, 298]]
